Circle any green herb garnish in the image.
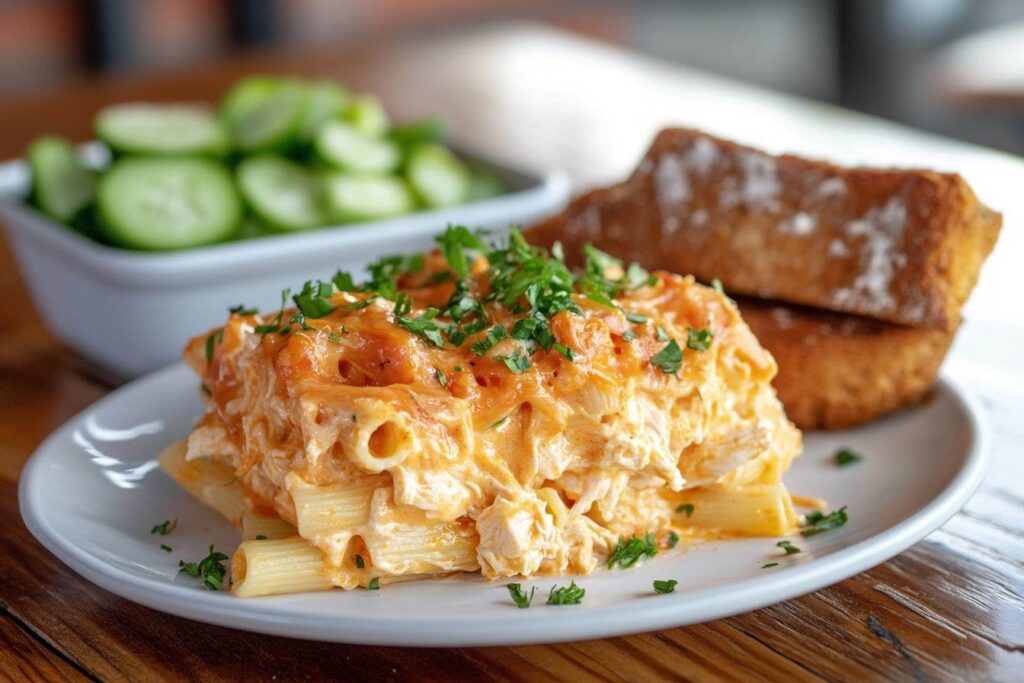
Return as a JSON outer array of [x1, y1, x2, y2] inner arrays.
[[178, 545, 229, 591], [229, 304, 258, 316], [507, 583, 536, 608], [653, 579, 678, 594], [355, 555, 365, 569], [651, 340, 683, 376], [495, 348, 532, 373], [625, 311, 648, 324], [546, 581, 585, 605], [762, 562, 779, 569], [607, 533, 657, 569], [686, 327, 713, 352], [367, 577, 380, 590], [622, 329, 638, 342], [150, 519, 176, 535], [667, 531, 680, 548], [470, 325, 507, 355], [800, 507, 849, 536], [675, 503, 695, 517], [434, 367, 448, 387], [776, 540, 801, 555], [834, 449, 862, 467], [160, 544, 172, 552]]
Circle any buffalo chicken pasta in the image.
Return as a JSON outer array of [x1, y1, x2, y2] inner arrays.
[[167, 227, 802, 595]]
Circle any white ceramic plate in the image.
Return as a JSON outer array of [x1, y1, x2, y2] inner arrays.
[[20, 364, 988, 646]]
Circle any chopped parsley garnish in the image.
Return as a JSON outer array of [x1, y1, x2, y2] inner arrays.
[[229, 304, 258, 316], [800, 506, 849, 537], [178, 545, 229, 591], [622, 329, 638, 342], [834, 448, 862, 467], [653, 579, 678, 594], [470, 325, 507, 355], [355, 554, 365, 569], [776, 540, 801, 555], [395, 304, 445, 348], [625, 311, 648, 324], [293, 280, 338, 319], [367, 577, 381, 590], [651, 340, 683, 376], [433, 367, 448, 387], [607, 533, 657, 569], [255, 534, 267, 540], [488, 414, 510, 430], [762, 562, 779, 569], [676, 503, 695, 518], [150, 519, 176, 535], [495, 348, 532, 373], [454, 365, 462, 372], [328, 332, 343, 343], [204, 328, 222, 362], [711, 278, 725, 294], [507, 583, 536, 608], [667, 531, 680, 548], [655, 325, 669, 342], [552, 343, 575, 361], [546, 581, 585, 605], [437, 225, 485, 277], [160, 544, 172, 553], [255, 289, 290, 335], [686, 327, 713, 352]]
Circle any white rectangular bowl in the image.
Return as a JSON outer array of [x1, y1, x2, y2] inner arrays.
[[0, 145, 570, 378]]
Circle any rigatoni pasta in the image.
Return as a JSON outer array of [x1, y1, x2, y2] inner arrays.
[[166, 227, 803, 596]]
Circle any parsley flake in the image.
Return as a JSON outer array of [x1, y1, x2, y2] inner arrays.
[[686, 327, 713, 352], [178, 545, 229, 591], [434, 367, 448, 387], [622, 329, 638, 342], [470, 325, 507, 355], [367, 577, 380, 590], [355, 555, 365, 569], [762, 562, 779, 569], [800, 506, 849, 536], [625, 311, 648, 324], [547, 581, 585, 605], [150, 519, 176, 535], [651, 339, 683, 376], [653, 579, 678, 594], [495, 347, 532, 373], [667, 531, 680, 548], [676, 503, 694, 518], [834, 448, 862, 467], [552, 343, 575, 361], [507, 583, 536, 608], [776, 540, 801, 555], [711, 278, 725, 294], [229, 304, 258, 316], [160, 544, 172, 553], [607, 533, 657, 569], [655, 325, 669, 342]]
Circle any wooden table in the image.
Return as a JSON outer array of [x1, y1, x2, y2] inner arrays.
[[1, 23, 1022, 682]]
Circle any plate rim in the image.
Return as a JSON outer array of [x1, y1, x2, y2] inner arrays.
[[18, 364, 991, 646]]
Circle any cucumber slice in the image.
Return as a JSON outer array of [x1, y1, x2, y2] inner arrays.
[[237, 155, 330, 231], [27, 137, 97, 222], [343, 95, 389, 137], [467, 170, 504, 201], [406, 144, 470, 208], [325, 174, 415, 222], [390, 116, 445, 150], [221, 77, 307, 153], [98, 157, 241, 250], [95, 103, 228, 156], [315, 121, 400, 175], [296, 81, 350, 143]]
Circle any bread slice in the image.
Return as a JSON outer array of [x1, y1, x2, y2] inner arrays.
[[528, 128, 1002, 331], [737, 298, 956, 430]]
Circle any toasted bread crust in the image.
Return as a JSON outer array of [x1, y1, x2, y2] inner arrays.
[[529, 128, 1002, 331], [737, 299, 955, 430]]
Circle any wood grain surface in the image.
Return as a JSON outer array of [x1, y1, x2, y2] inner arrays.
[[0, 23, 1021, 682]]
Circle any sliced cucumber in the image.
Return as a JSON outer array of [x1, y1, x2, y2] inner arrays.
[[390, 116, 445, 151], [296, 81, 349, 143], [406, 144, 469, 208], [343, 95, 389, 137], [98, 157, 241, 250], [221, 77, 307, 153], [28, 136, 97, 222], [237, 155, 330, 231], [467, 170, 504, 201], [315, 121, 400, 175], [325, 174, 415, 222], [95, 103, 228, 156]]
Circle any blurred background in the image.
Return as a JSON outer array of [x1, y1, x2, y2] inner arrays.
[[3, 0, 1024, 154]]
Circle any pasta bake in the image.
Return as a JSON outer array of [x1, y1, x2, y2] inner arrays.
[[165, 226, 802, 596]]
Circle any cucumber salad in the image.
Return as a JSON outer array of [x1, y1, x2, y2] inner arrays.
[[25, 76, 502, 251]]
